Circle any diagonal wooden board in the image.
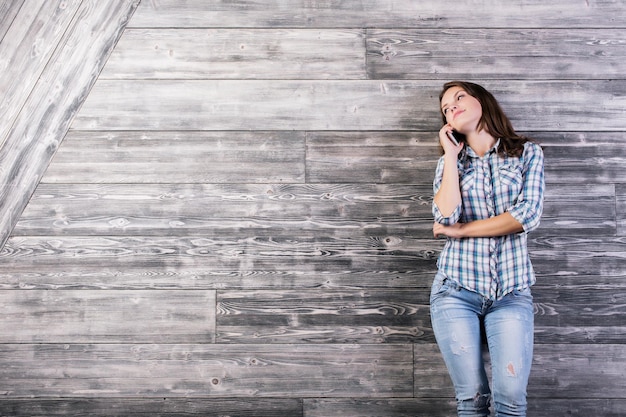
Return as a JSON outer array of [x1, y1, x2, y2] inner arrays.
[[0, 0, 140, 251]]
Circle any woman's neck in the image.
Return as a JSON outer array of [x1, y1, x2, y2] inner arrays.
[[466, 130, 497, 157]]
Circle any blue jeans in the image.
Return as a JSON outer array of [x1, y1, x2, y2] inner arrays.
[[430, 272, 534, 417]]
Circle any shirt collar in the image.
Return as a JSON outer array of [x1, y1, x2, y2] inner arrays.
[[462, 138, 501, 160]]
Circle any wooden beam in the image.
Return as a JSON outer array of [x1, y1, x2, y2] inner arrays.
[[0, 0, 140, 251]]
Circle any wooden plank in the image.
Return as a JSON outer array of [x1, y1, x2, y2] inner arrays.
[[129, 0, 626, 29], [0, 343, 414, 397], [71, 80, 626, 131], [533, 287, 626, 342], [616, 184, 626, 236], [307, 131, 439, 184], [414, 344, 626, 399], [0, 235, 439, 290], [0, 0, 140, 252], [304, 398, 457, 417], [537, 132, 626, 184], [0, 290, 215, 343], [538, 184, 615, 236], [2, 397, 624, 417], [0, 0, 82, 148], [41, 131, 305, 183], [367, 29, 626, 80], [216, 289, 431, 344], [14, 183, 432, 236], [529, 236, 626, 278], [0, 0, 25, 41], [305, 398, 626, 417], [530, 344, 626, 398], [99, 29, 366, 80], [0, 399, 304, 417]]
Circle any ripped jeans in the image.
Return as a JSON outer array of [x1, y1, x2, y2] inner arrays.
[[430, 272, 534, 417]]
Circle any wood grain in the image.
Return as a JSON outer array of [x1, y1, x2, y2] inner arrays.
[[306, 131, 439, 184], [0, 235, 440, 290], [100, 29, 366, 80], [367, 29, 626, 80], [0, 0, 26, 44], [216, 289, 431, 343], [0, 290, 216, 343], [305, 398, 626, 417], [71, 80, 626, 131], [129, 0, 626, 29], [616, 184, 626, 236], [0, 399, 304, 417], [0, 0, 140, 251], [0, 343, 413, 398], [41, 131, 305, 183], [0, 0, 81, 148], [14, 183, 433, 236]]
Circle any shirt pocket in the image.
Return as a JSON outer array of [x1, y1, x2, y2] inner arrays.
[[495, 163, 523, 197]]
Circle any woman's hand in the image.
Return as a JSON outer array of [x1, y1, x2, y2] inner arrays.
[[439, 124, 464, 156], [433, 221, 464, 239]]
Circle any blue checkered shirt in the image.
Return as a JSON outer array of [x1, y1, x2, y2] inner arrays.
[[433, 140, 545, 300]]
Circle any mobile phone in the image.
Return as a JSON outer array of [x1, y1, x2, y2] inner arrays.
[[446, 130, 460, 146]]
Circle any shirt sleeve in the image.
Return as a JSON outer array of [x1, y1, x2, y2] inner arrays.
[[507, 142, 545, 233], [432, 156, 462, 225]]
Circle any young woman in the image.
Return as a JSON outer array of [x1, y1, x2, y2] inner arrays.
[[430, 81, 545, 416]]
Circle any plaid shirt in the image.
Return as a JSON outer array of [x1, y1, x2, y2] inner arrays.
[[432, 140, 545, 300]]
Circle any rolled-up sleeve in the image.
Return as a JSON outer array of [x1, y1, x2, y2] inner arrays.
[[432, 156, 462, 225], [507, 143, 545, 233]]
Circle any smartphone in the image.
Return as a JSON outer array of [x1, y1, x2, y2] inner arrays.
[[446, 130, 460, 146]]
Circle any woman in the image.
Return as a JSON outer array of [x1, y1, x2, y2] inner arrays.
[[430, 81, 545, 416]]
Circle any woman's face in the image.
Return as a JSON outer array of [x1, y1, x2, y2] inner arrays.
[[440, 86, 483, 133]]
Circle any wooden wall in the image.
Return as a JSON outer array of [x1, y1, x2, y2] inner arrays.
[[1, 0, 626, 415]]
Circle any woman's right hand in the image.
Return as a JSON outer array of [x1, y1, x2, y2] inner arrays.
[[439, 124, 464, 156]]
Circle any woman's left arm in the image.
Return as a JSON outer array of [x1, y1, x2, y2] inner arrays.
[[433, 212, 523, 238], [434, 143, 545, 239]]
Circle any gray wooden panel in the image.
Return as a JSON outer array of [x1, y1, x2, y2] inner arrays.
[[15, 183, 432, 236], [415, 343, 626, 399], [0, 290, 215, 343], [305, 398, 457, 417], [305, 398, 626, 417], [0, 0, 140, 251], [216, 289, 430, 344], [42, 131, 305, 183], [129, 0, 626, 29], [539, 184, 615, 236], [530, 344, 626, 398], [71, 80, 626, 131], [0, 0, 25, 40], [2, 398, 624, 417], [0, 343, 413, 397], [0, 235, 439, 290], [537, 132, 626, 184], [530, 236, 626, 278], [0, 0, 81, 148], [0, 399, 304, 417], [307, 131, 439, 184], [533, 287, 626, 343], [367, 29, 626, 80], [616, 184, 626, 236], [100, 29, 366, 80]]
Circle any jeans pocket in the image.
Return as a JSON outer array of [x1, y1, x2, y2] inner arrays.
[[430, 274, 454, 303], [512, 286, 533, 300]]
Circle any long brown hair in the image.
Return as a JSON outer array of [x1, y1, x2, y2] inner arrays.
[[439, 81, 531, 157]]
